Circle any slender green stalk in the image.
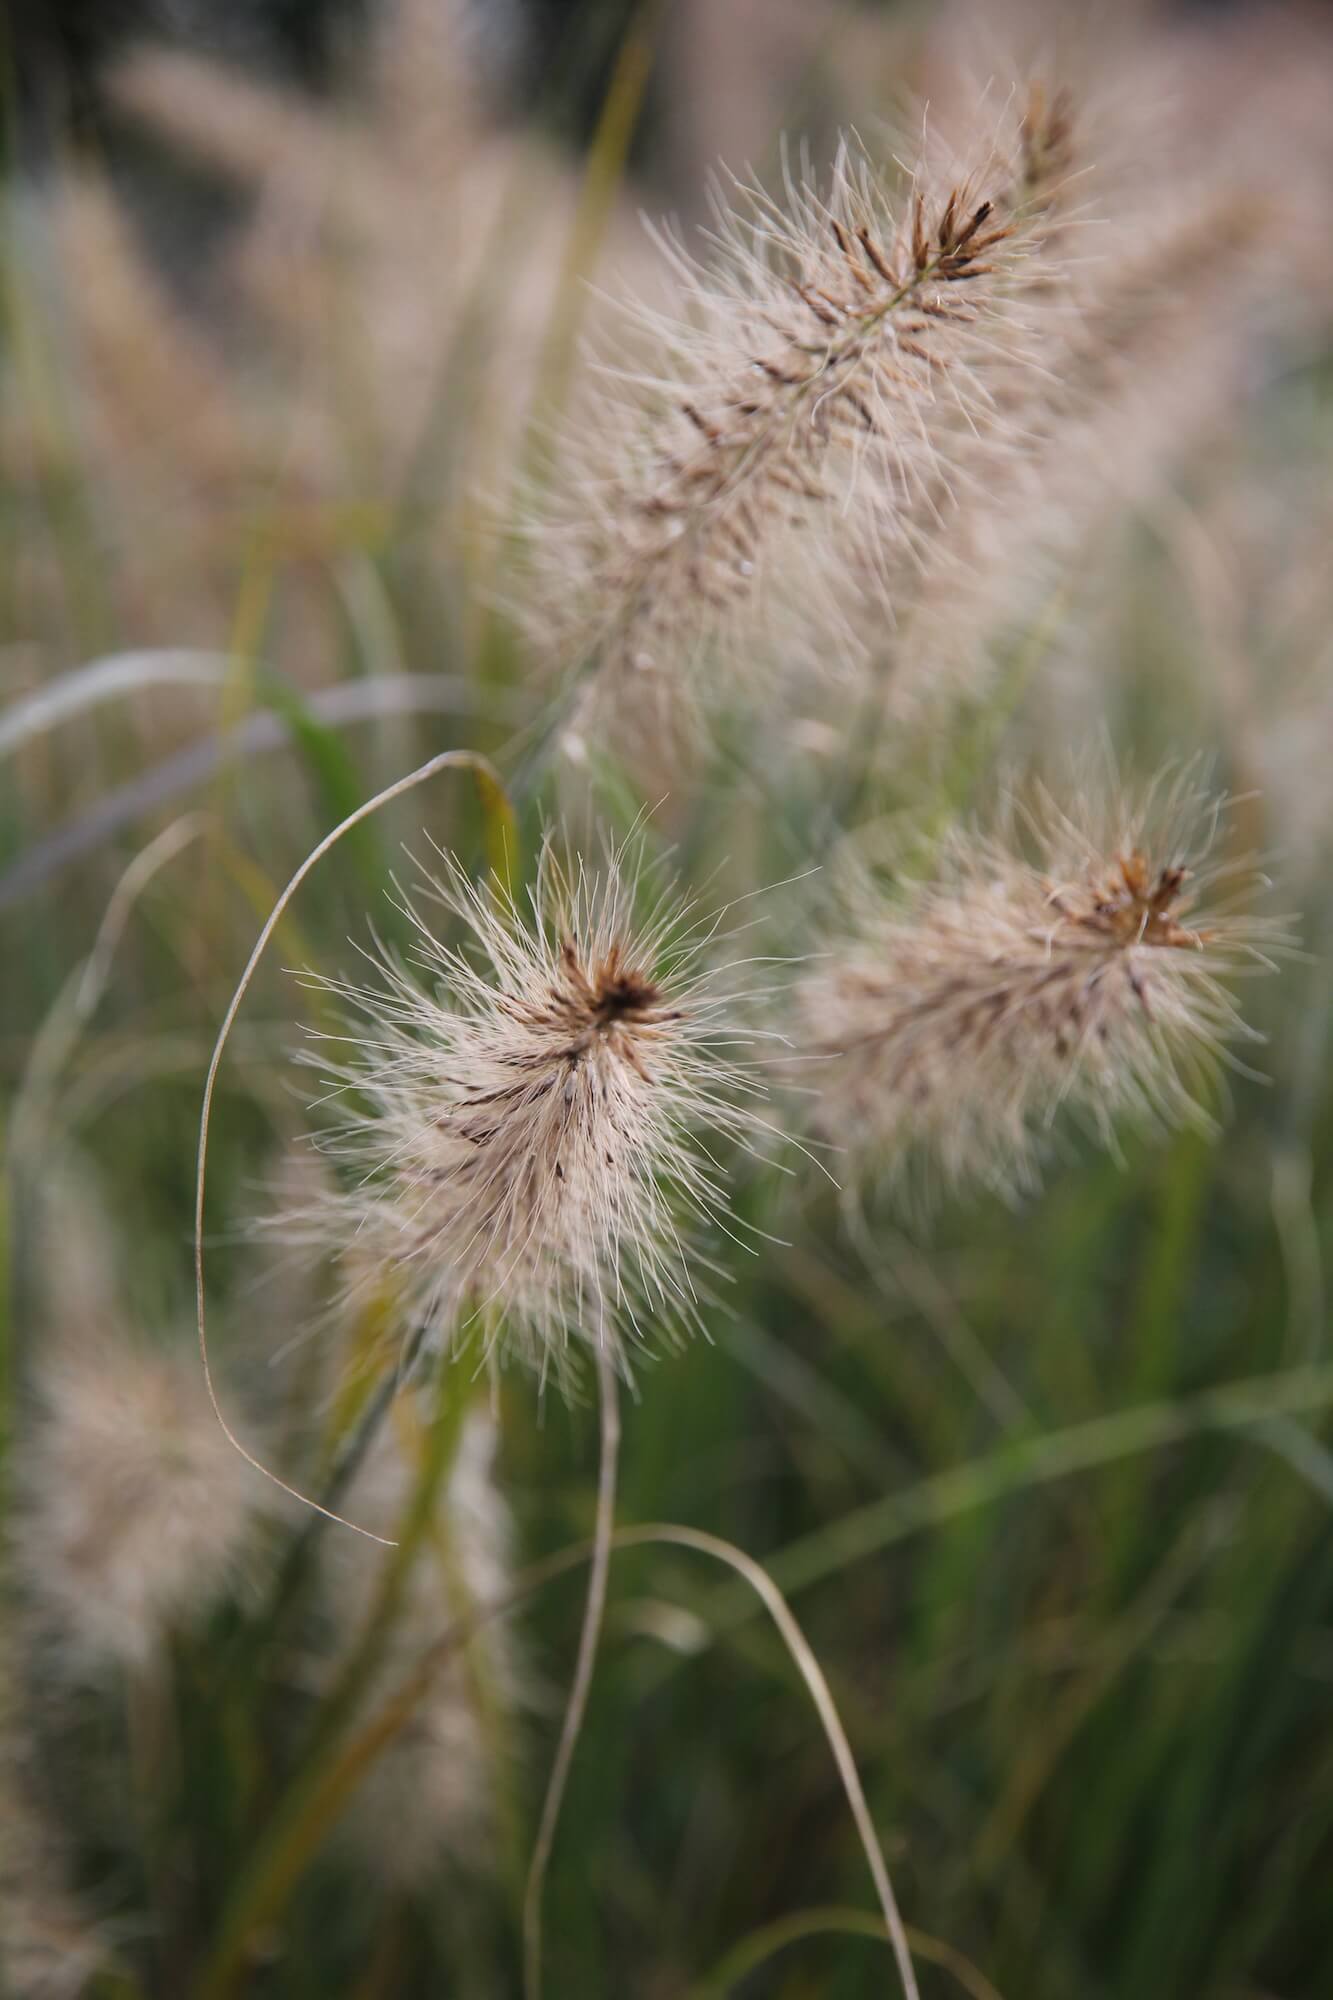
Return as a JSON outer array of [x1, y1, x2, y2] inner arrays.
[[217, 1320, 432, 1699], [522, 1338, 621, 2000], [297, 1350, 475, 1775]]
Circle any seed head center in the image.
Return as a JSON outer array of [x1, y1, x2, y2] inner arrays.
[[554, 937, 667, 1050], [1076, 852, 1200, 949], [590, 967, 662, 1027]]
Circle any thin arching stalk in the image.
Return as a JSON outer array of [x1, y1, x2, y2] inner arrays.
[[635, 1525, 918, 2000], [5, 814, 206, 1448], [193, 747, 506, 1547], [217, 1322, 435, 1697], [688, 1905, 1001, 2000], [522, 1338, 621, 2000]]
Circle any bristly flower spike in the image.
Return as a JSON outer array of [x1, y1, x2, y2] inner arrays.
[[533, 93, 1076, 746], [14, 1330, 257, 1676], [289, 830, 782, 1386], [802, 763, 1293, 1199]]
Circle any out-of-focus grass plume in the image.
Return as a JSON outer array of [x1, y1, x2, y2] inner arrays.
[[802, 765, 1290, 1200]]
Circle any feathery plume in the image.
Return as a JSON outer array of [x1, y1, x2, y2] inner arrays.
[[535, 93, 1073, 748], [317, 1411, 519, 1888], [14, 1329, 259, 1674], [803, 766, 1289, 1197], [288, 836, 771, 1380]]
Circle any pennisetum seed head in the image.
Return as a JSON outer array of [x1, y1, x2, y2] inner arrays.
[[14, 1329, 259, 1676], [286, 834, 773, 1383], [802, 765, 1292, 1199], [530, 88, 1078, 755]]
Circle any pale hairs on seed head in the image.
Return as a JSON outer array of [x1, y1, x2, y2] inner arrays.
[[194, 750, 506, 1548]]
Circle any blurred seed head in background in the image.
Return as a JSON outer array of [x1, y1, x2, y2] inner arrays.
[[803, 763, 1292, 1201]]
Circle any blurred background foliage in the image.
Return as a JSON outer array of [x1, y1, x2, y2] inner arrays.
[[2, 2, 1333, 1997]]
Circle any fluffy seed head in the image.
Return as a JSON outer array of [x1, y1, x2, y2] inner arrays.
[[14, 1331, 258, 1674], [803, 767, 1290, 1198], [291, 837, 769, 1380], [533, 90, 1077, 749]]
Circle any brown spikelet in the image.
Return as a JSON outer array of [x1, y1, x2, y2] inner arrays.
[[1016, 81, 1076, 209]]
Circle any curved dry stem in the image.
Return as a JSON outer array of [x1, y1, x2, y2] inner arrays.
[[0, 674, 523, 912], [7, 815, 209, 1380], [621, 1524, 918, 2000], [193, 748, 506, 1548], [0, 650, 231, 762], [13, 813, 208, 1148], [522, 1338, 621, 2000], [689, 1905, 1002, 2000]]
